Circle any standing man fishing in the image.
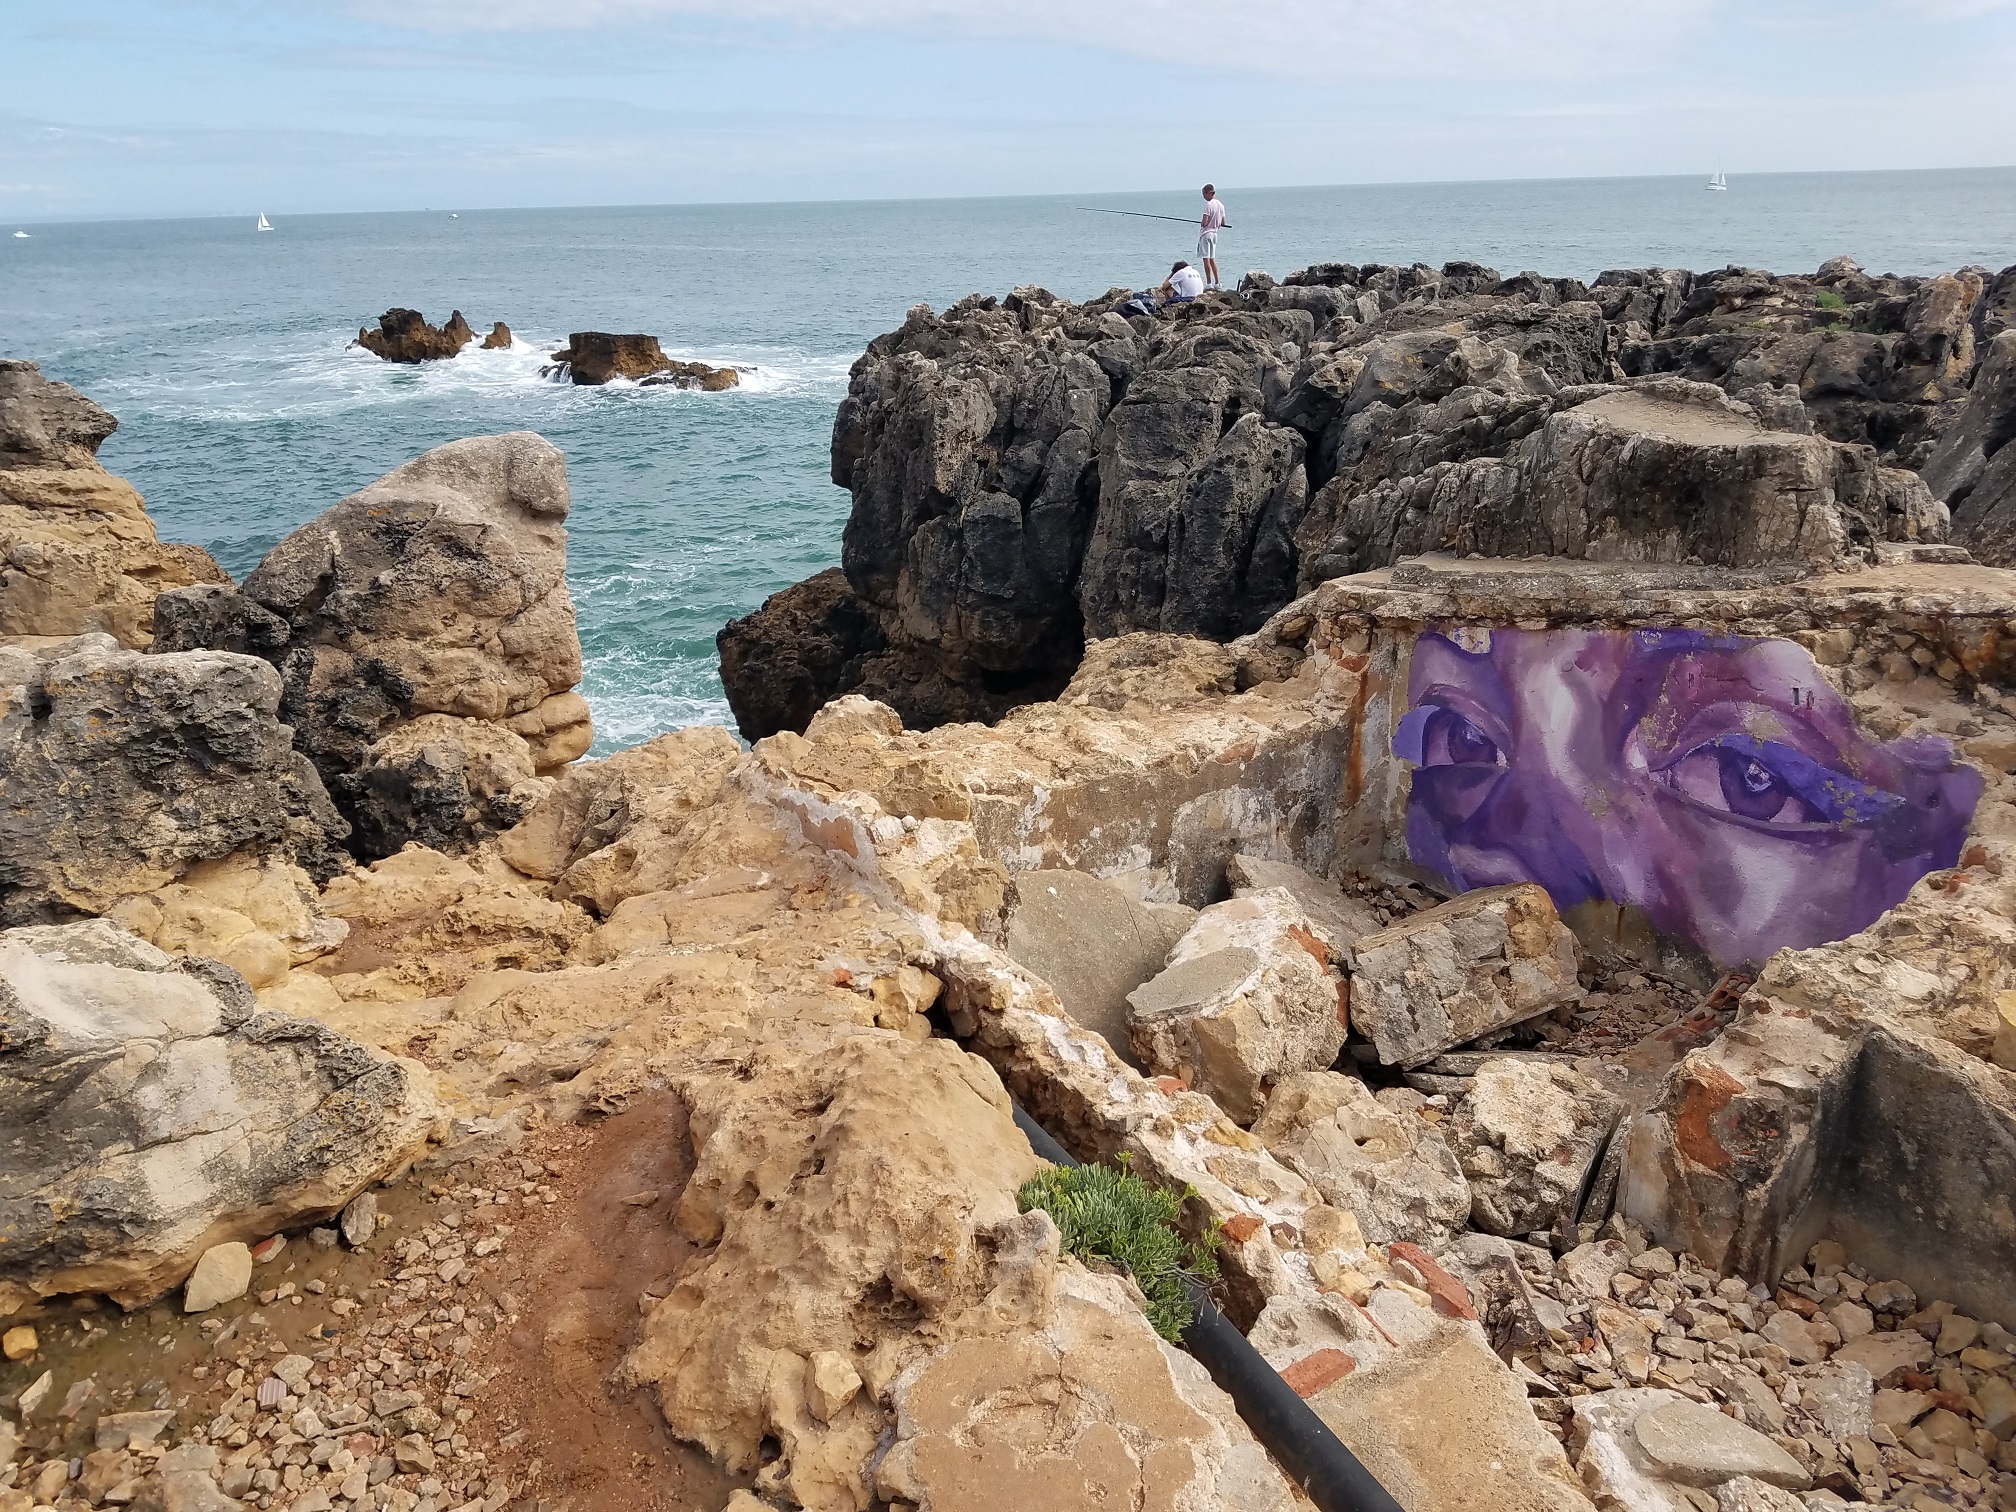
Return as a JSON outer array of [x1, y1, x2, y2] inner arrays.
[[1198, 184, 1228, 291]]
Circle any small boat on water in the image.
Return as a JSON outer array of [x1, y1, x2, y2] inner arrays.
[[449, 213, 460, 219], [256, 212, 274, 231], [1705, 171, 1728, 192], [11, 231, 27, 239]]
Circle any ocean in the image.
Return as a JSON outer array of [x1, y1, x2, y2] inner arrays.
[[6, 169, 2014, 749]]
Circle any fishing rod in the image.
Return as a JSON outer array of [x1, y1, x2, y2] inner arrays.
[[1079, 207, 1209, 225]]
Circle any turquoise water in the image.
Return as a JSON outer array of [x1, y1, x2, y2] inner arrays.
[[5, 169, 2013, 746]]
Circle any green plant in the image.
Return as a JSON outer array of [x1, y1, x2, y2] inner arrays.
[[1017, 1156, 1220, 1341], [1815, 289, 1849, 310]]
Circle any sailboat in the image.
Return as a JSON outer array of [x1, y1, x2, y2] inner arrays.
[[256, 212, 274, 231], [1705, 171, 1728, 192]]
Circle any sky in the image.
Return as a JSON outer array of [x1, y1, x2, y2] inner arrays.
[[4, 0, 2016, 221]]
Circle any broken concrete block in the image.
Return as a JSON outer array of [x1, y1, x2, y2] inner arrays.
[[1251, 1072, 1472, 1246], [1224, 853, 1381, 960], [1446, 1059, 1623, 1238], [1349, 884, 1582, 1068], [1127, 889, 1347, 1122], [1003, 869, 1194, 1068], [1571, 1388, 1809, 1511]]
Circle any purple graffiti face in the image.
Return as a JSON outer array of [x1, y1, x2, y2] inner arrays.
[[1394, 628, 1983, 968]]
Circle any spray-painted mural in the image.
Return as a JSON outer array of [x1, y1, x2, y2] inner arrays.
[[1394, 627, 1983, 967]]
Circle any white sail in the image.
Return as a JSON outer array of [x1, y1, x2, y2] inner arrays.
[[256, 212, 273, 231], [1705, 172, 1727, 191]]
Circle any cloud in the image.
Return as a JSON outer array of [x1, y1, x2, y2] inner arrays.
[[332, 0, 1719, 80]]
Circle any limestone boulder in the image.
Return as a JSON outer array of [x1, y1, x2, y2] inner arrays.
[[0, 359, 228, 647], [624, 1034, 1044, 1512], [1251, 1071, 1471, 1246], [354, 308, 474, 363], [1568, 1388, 1809, 1509], [344, 713, 543, 858], [0, 920, 439, 1314], [159, 432, 591, 858], [1350, 884, 1583, 1068], [1445, 1058, 1624, 1238], [104, 851, 346, 992], [1223, 853, 1380, 961], [1126, 888, 1348, 1122], [878, 1264, 1297, 1512], [0, 635, 348, 924], [498, 725, 745, 884], [1003, 870, 1194, 1068]]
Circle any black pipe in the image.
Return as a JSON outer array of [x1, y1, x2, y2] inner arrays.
[[1010, 1102, 1406, 1512]]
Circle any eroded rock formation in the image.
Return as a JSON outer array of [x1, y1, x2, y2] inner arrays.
[[0, 918, 438, 1314], [0, 634, 348, 923], [154, 432, 593, 858], [0, 359, 228, 646], [542, 332, 740, 389], [354, 308, 476, 362], [723, 256, 2014, 736]]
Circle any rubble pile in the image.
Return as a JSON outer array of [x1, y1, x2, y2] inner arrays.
[[1473, 1224, 2016, 1511]]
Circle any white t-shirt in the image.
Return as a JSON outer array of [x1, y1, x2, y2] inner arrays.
[[1168, 265, 1205, 299], [1201, 198, 1227, 232]]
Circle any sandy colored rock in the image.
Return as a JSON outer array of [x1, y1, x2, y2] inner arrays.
[[0, 919, 439, 1313], [625, 1035, 1044, 1510], [1003, 869, 1194, 1067], [1127, 888, 1346, 1122], [1, 1323, 34, 1359], [311, 844, 592, 1002], [1631, 1398, 1810, 1488], [1350, 884, 1583, 1068], [497, 726, 744, 886], [878, 1265, 1297, 1512], [1446, 1058, 1623, 1237], [0, 635, 348, 924], [180, 1242, 253, 1313], [0, 359, 228, 648], [106, 851, 343, 989], [1223, 853, 1380, 959], [1251, 1072, 1471, 1246]]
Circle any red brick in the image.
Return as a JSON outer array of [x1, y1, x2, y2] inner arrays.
[[1279, 1348, 1357, 1398], [1221, 1214, 1264, 1245], [1388, 1241, 1477, 1321]]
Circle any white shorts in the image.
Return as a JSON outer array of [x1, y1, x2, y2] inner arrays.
[[1198, 230, 1219, 261]]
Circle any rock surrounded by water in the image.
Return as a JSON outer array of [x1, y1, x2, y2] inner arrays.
[[718, 256, 2016, 738], [354, 307, 477, 362], [543, 331, 740, 389]]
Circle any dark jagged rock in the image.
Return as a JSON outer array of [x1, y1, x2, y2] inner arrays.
[[354, 308, 476, 363], [1927, 330, 2016, 565], [0, 634, 349, 922], [481, 321, 513, 350], [717, 568, 885, 741], [722, 257, 2014, 738], [543, 332, 740, 390]]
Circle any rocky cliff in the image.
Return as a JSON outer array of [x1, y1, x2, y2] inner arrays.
[[720, 256, 2016, 737], [0, 360, 230, 647]]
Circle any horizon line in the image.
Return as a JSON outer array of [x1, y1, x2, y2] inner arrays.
[[9, 161, 2016, 229]]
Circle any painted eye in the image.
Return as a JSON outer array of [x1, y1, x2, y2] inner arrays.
[[1423, 708, 1502, 768], [1718, 749, 1802, 822], [1655, 736, 1901, 827]]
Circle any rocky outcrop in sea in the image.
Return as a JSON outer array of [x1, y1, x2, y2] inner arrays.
[[541, 332, 741, 389], [353, 308, 477, 363], [719, 256, 2016, 738]]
